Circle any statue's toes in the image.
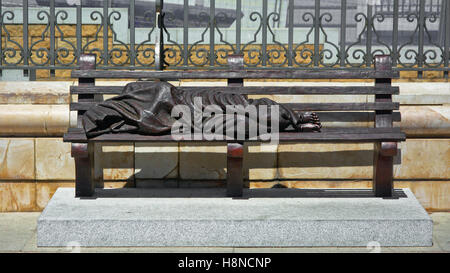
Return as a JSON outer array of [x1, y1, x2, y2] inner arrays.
[[301, 112, 316, 123], [299, 112, 321, 127]]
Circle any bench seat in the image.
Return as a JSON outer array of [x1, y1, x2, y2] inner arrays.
[[64, 127, 405, 143], [67, 53, 404, 198]]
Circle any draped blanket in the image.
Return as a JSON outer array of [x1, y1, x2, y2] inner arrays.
[[82, 81, 306, 138]]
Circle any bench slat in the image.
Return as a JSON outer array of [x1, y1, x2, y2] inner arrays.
[[71, 86, 123, 94], [64, 110, 400, 123], [70, 102, 399, 111], [70, 85, 400, 95], [64, 127, 405, 143], [71, 69, 399, 79], [319, 111, 401, 122], [286, 102, 399, 111], [67, 127, 402, 134]]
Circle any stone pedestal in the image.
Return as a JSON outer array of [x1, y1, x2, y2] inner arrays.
[[37, 188, 432, 247]]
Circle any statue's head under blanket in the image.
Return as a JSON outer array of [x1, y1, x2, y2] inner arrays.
[[82, 81, 321, 138]]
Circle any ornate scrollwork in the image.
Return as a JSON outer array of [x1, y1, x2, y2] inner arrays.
[[55, 10, 77, 66], [188, 12, 211, 66], [161, 11, 183, 67], [135, 10, 156, 66], [108, 11, 130, 66], [266, 11, 288, 67], [422, 12, 444, 68], [214, 11, 236, 66], [345, 12, 368, 67], [369, 13, 392, 64], [241, 12, 263, 67], [82, 10, 104, 65], [29, 10, 51, 65], [292, 12, 315, 67], [0, 1, 446, 78], [318, 12, 340, 67], [397, 13, 419, 68], [1, 10, 24, 65]]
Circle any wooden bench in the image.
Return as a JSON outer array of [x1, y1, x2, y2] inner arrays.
[[64, 54, 405, 198]]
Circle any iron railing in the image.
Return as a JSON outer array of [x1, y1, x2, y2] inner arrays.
[[0, 0, 449, 79]]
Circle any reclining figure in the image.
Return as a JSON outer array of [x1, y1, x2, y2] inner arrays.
[[82, 81, 321, 138]]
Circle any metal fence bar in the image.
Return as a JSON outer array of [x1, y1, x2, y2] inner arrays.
[[445, 0, 449, 78], [155, 0, 163, 70], [392, 0, 399, 67], [183, 0, 189, 66], [236, 0, 241, 54], [366, 3, 372, 67], [314, 0, 320, 67], [277, 0, 282, 28], [50, 0, 55, 76], [103, 0, 108, 66], [209, 0, 215, 67], [274, 0, 278, 28], [262, 0, 268, 66], [130, 0, 135, 66], [418, 0, 425, 78], [287, 0, 293, 66], [339, 0, 346, 67], [76, 3, 82, 65], [22, 0, 28, 77]]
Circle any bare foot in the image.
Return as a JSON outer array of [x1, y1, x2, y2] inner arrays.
[[295, 112, 321, 132], [299, 123, 321, 132]]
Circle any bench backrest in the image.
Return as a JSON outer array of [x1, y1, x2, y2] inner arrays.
[[70, 54, 400, 130]]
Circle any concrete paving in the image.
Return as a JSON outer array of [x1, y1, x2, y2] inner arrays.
[[0, 212, 448, 253]]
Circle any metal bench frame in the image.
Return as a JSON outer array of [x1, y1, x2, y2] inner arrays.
[[64, 54, 405, 198]]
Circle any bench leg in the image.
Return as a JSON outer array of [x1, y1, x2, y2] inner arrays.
[[227, 143, 244, 197], [373, 142, 397, 197], [72, 143, 95, 197]]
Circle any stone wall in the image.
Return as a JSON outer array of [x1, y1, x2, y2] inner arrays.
[[0, 80, 449, 212]]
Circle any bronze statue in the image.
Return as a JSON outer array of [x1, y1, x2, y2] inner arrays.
[[82, 81, 321, 138]]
